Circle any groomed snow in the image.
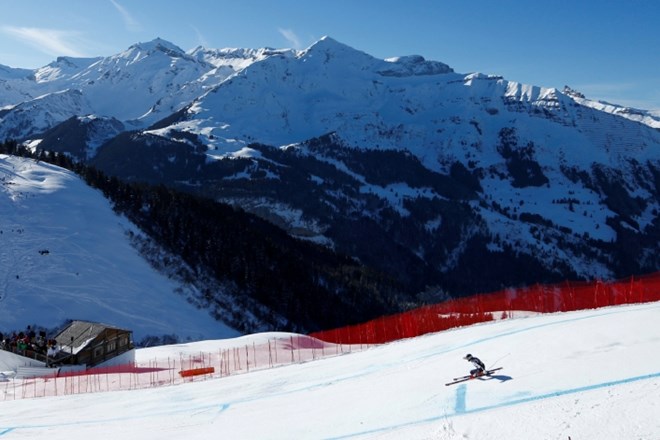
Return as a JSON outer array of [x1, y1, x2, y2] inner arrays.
[[1, 302, 658, 439]]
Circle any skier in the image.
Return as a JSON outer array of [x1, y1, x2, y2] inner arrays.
[[464, 353, 486, 377]]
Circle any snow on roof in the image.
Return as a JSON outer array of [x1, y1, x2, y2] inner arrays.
[[54, 320, 130, 354]]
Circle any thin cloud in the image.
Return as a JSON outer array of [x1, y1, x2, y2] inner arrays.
[[191, 25, 209, 48], [109, 0, 141, 32], [278, 28, 301, 49], [1, 26, 87, 57]]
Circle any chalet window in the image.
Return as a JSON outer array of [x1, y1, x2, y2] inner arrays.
[[107, 340, 117, 352], [93, 345, 104, 358], [119, 336, 127, 347]]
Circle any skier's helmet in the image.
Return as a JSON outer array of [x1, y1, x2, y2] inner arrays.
[[464, 354, 473, 360]]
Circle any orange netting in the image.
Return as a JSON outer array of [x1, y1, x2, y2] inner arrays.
[[310, 272, 660, 344]]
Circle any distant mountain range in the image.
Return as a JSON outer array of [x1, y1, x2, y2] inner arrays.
[[2, 36, 659, 301]]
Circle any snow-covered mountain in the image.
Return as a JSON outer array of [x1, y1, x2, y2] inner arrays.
[[0, 39, 326, 160], [1, 36, 657, 139], [0, 38, 263, 144], [2, 36, 659, 296], [0, 154, 240, 342]]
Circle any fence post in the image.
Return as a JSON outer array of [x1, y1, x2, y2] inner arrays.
[[268, 340, 273, 368]]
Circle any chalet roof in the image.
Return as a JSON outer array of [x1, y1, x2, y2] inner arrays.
[[54, 320, 131, 355]]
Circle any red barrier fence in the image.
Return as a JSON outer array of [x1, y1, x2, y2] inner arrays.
[[2, 334, 374, 401], [310, 271, 660, 345], [5, 273, 659, 401]]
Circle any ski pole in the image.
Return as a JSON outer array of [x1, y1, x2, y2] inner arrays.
[[489, 352, 510, 369]]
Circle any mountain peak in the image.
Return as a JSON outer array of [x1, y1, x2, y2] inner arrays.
[[380, 54, 453, 76], [317, 35, 340, 45], [127, 38, 185, 57], [303, 36, 453, 77], [297, 36, 377, 69], [304, 36, 362, 55]]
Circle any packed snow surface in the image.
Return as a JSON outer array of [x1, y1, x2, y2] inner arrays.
[[1, 302, 658, 439]]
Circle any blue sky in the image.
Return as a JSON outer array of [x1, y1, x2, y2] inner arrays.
[[1, 0, 659, 110]]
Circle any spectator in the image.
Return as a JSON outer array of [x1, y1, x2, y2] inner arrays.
[[47, 340, 60, 357]]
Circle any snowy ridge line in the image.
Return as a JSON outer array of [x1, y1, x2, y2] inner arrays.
[[327, 371, 660, 439]]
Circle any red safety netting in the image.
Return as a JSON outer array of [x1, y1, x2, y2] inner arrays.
[[5, 273, 659, 401], [2, 334, 374, 400], [310, 272, 660, 345]]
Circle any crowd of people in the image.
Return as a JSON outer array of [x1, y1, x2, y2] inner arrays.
[[0, 325, 62, 361]]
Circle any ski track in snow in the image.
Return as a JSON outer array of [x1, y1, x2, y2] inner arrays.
[[329, 372, 660, 439], [2, 303, 658, 438]]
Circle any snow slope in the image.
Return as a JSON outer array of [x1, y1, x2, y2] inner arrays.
[[1, 302, 658, 439], [0, 154, 239, 341]]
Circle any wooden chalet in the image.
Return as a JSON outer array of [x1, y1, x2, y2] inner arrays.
[[53, 320, 134, 368]]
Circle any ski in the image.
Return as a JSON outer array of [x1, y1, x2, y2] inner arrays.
[[451, 374, 472, 381], [445, 367, 503, 386], [451, 366, 503, 381], [444, 376, 473, 386]]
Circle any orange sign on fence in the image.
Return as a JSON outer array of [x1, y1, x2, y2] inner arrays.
[[179, 367, 215, 378]]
